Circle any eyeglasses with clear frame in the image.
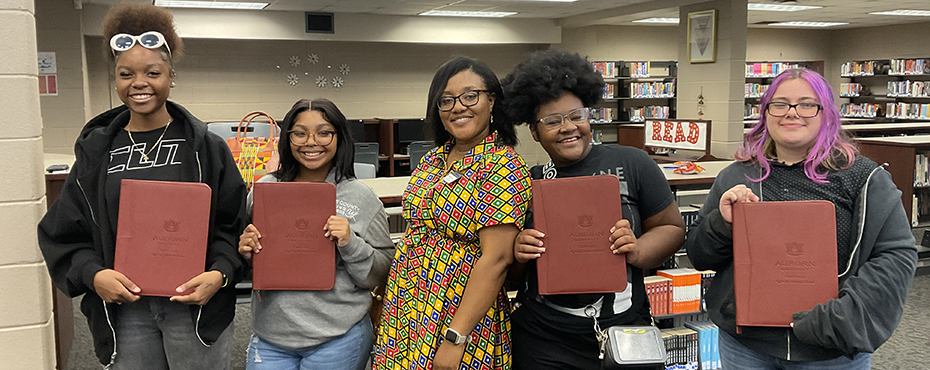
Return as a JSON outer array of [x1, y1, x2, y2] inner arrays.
[[536, 107, 591, 131], [437, 90, 492, 112], [765, 102, 823, 118], [288, 130, 336, 146]]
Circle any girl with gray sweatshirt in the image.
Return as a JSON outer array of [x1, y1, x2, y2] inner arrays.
[[238, 99, 395, 370]]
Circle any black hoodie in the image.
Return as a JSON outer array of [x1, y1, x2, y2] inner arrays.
[[37, 101, 248, 366]]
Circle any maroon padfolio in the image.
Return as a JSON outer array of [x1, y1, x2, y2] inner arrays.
[[532, 175, 627, 295], [251, 181, 336, 290], [114, 180, 212, 297], [732, 201, 838, 333]]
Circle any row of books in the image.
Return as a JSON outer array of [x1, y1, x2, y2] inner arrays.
[[744, 83, 769, 98], [840, 60, 884, 76], [915, 153, 930, 187], [886, 102, 930, 120], [913, 189, 930, 227], [630, 61, 651, 78], [839, 83, 864, 97], [602, 84, 616, 99], [628, 106, 670, 122], [746, 62, 801, 78], [630, 81, 676, 99], [590, 128, 605, 145], [744, 104, 760, 120], [888, 80, 930, 98], [682, 322, 721, 370], [592, 61, 619, 78], [890, 58, 930, 76], [660, 327, 700, 370], [590, 107, 614, 123], [840, 103, 881, 118]]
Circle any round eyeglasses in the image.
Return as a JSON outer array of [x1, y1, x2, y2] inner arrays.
[[536, 107, 591, 131], [288, 130, 336, 146], [766, 102, 822, 118], [437, 90, 491, 112]]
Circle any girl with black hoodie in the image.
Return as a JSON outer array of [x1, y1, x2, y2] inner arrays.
[[37, 3, 246, 369]]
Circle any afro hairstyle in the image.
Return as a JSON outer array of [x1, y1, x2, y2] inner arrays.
[[102, 2, 184, 63], [501, 49, 604, 128]]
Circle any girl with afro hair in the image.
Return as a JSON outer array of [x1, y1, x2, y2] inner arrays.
[[501, 49, 686, 369], [38, 3, 247, 369]]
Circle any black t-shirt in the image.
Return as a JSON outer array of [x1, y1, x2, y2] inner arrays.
[[515, 144, 675, 332], [105, 120, 192, 230]]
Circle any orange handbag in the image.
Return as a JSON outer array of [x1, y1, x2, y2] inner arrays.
[[226, 111, 280, 190]]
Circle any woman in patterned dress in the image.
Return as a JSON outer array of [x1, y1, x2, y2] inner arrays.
[[373, 56, 532, 370]]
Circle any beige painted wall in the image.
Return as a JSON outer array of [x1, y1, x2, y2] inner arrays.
[[0, 0, 56, 368], [35, 0, 88, 154]]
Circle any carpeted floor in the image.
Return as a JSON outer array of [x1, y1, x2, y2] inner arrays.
[[65, 275, 930, 369]]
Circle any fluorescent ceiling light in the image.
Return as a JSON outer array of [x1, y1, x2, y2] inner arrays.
[[419, 10, 517, 17], [768, 21, 848, 27], [748, 3, 822, 12], [869, 9, 930, 16], [633, 18, 680, 24], [153, 0, 268, 9]]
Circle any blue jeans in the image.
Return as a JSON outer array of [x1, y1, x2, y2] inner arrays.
[[246, 317, 372, 370], [718, 330, 870, 370], [110, 297, 233, 370]]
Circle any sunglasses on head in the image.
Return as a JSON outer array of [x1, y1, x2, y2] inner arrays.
[[109, 31, 172, 57]]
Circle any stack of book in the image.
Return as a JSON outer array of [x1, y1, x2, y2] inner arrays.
[[746, 62, 800, 78], [744, 83, 769, 98], [888, 80, 930, 98], [841, 60, 884, 76], [683, 321, 720, 370], [592, 61, 619, 78], [644, 275, 673, 316], [657, 268, 702, 314], [840, 103, 881, 118], [660, 327, 700, 370], [840, 83, 863, 97], [890, 59, 930, 75], [602, 84, 615, 99], [744, 104, 761, 120], [630, 61, 651, 78], [589, 107, 614, 123], [886, 102, 930, 120], [628, 106, 670, 122], [629, 81, 676, 98]]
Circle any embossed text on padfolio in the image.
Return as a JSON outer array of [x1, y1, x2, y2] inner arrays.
[[115, 180, 212, 297], [252, 181, 336, 290], [732, 201, 838, 333], [533, 175, 627, 295]]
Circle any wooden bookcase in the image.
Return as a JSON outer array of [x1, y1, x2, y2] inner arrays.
[[857, 135, 930, 226]]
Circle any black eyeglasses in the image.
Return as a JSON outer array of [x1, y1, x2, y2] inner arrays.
[[766, 102, 822, 118], [288, 130, 336, 146], [437, 90, 492, 112], [536, 108, 591, 131]]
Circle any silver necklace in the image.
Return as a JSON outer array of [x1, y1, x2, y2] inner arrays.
[[127, 118, 172, 162]]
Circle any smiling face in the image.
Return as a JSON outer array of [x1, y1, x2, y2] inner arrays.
[[532, 92, 592, 167], [439, 69, 494, 148], [765, 78, 824, 162], [290, 110, 338, 182], [114, 45, 173, 118]]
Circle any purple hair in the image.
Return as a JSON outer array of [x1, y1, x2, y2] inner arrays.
[[735, 68, 857, 183]]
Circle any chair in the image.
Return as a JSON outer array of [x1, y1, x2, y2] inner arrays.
[[206, 121, 275, 141], [407, 140, 435, 172], [354, 142, 380, 173], [354, 162, 376, 179]]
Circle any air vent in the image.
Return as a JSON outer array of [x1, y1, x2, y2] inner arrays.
[[305, 12, 334, 34]]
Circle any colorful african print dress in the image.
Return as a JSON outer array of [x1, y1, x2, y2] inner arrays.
[[373, 132, 531, 370]]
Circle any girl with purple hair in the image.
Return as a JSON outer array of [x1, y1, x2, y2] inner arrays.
[[684, 68, 916, 369]]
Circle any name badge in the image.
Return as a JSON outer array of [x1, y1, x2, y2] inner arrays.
[[443, 171, 463, 184]]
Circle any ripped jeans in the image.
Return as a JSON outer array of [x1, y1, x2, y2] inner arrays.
[[246, 317, 372, 370]]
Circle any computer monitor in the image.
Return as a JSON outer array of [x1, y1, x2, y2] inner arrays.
[[348, 119, 366, 142], [397, 118, 425, 144]]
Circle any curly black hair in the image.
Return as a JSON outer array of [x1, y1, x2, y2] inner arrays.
[[500, 49, 604, 130], [102, 2, 184, 64]]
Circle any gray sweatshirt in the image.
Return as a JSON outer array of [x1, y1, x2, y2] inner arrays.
[[246, 170, 395, 350]]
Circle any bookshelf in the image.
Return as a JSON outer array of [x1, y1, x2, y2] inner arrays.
[[744, 61, 823, 124], [856, 135, 930, 227], [839, 58, 930, 122], [591, 60, 677, 145]]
